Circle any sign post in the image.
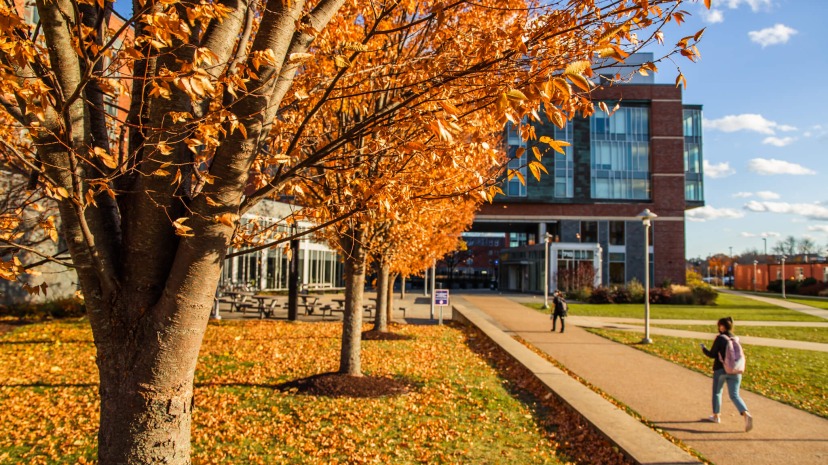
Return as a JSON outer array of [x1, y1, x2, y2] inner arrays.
[[434, 289, 449, 325]]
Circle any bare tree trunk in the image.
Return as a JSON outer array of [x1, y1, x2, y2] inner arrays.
[[372, 259, 390, 332], [401, 275, 406, 299], [95, 278, 216, 464], [387, 273, 397, 324], [339, 230, 365, 375]]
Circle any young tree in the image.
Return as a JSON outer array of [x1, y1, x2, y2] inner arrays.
[[0, 0, 703, 461]]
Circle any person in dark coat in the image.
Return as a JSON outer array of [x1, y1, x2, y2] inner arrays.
[[701, 316, 753, 431], [550, 291, 567, 333]]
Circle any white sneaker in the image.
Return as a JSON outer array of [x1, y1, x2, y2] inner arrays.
[[744, 412, 753, 432], [705, 415, 721, 423]]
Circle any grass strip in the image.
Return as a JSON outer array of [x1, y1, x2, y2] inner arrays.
[[586, 329, 828, 419], [651, 324, 828, 344], [524, 293, 824, 322]]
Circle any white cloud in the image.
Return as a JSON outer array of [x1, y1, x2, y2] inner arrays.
[[740, 232, 757, 237], [762, 136, 796, 147], [749, 24, 798, 47], [761, 232, 781, 238], [703, 114, 796, 135], [733, 191, 780, 200], [755, 191, 780, 200], [704, 160, 735, 178], [686, 206, 745, 222], [747, 158, 816, 176], [701, 8, 725, 23], [744, 201, 828, 220], [808, 225, 828, 234], [726, 0, 773, 11]]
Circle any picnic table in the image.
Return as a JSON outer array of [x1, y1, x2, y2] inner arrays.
[[252, 295, 282, 319], [220, 291, 255, 313], [299, 295, 322, 315], [324, 298, 374, 317]]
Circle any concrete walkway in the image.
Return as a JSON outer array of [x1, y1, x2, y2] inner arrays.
[[720, 289, 828, 320], [458, 294, 828, 465]]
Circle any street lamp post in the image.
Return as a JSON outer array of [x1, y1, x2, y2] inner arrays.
[[542, 233, 553, 309], [637, 209, 658, 344], [753, 260, 758, 292], [728, 246, 733, 288], [762, 237, 767, 257], [781, 255, 786, 299]]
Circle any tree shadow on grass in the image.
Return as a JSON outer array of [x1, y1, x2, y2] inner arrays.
[[274, 372, 416, 398]]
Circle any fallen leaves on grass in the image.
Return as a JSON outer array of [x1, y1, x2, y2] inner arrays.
[[1, 319, 563, 464]]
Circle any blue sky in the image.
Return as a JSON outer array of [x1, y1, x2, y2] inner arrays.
[[650, 0, 828, 258]]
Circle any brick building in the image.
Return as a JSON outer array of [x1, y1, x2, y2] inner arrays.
[[734, 262, 828, 292], [468, 54, 705, 293]]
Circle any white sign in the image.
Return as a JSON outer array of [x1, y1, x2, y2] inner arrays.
[[434, 289, 449, 306]]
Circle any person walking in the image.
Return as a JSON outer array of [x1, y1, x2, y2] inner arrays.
[[701, 316, 753, 432], [550, 291, 567, 333]]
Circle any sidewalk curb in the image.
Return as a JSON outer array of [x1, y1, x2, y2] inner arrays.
[[453, 302, 702, 465]]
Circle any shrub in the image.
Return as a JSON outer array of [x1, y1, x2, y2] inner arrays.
[[0, 297, 86, 320], [611, 286, 632, 304], [668, 285, 694, 305], [626, 278, 645, 303], [588, 286, 614, 304], [568, 286, 593, 302], [686, 270, 705, 288], [692, 284, 719, 305], [798, 282, 828, 296], [648, 286, 672, 304]]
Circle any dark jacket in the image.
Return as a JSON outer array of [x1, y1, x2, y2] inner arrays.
[[702, 331, 733, 372], [553, 296, 567, 316]]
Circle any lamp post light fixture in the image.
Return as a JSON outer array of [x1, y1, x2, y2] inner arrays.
[[781, 255, 787, 300], [637, 209, 658, 344], [753, 260, 758, 292], [542, 233, 554, 309]]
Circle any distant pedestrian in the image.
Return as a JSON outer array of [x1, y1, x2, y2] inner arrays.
[[550, 291, 567, 333], [701, 316, 753, 431]]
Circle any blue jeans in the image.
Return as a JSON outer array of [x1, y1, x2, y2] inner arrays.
[[712, 369, 748, 414]]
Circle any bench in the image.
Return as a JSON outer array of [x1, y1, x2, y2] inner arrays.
[[398, 307, 408, 318]]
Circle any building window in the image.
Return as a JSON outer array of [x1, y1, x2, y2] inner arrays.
[[795, 267, 804, 280], [509, 233, 528, 248], [609, 252, 625, 285], [580, 221, 597, 243], [590, 105, 651, 200], [609, 221, 625, 246], [505, 122, 527, 197], [683, 108, 704, 202], [823, 268, 827, 283], [553, 121, 574, 198]]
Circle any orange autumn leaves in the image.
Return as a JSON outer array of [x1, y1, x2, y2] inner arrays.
[[1, 319, 562, 464]]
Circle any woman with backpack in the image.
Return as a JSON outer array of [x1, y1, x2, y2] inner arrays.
[[700, 316, 753, 432]]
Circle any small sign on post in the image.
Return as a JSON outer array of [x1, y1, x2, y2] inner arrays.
[[434, 289, 449, 325]]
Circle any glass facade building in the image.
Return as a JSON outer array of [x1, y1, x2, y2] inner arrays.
[[590, 105, 651, 200]]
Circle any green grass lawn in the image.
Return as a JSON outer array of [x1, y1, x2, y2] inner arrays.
[[525, 293, 824, 322], [0, 319, 565, 465], [587, 329, 828, 419], [787, 298, 828, 310], [651, 324, 828, 344]]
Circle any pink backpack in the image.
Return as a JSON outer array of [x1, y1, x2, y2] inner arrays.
[[718, 335, 746, 375]]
